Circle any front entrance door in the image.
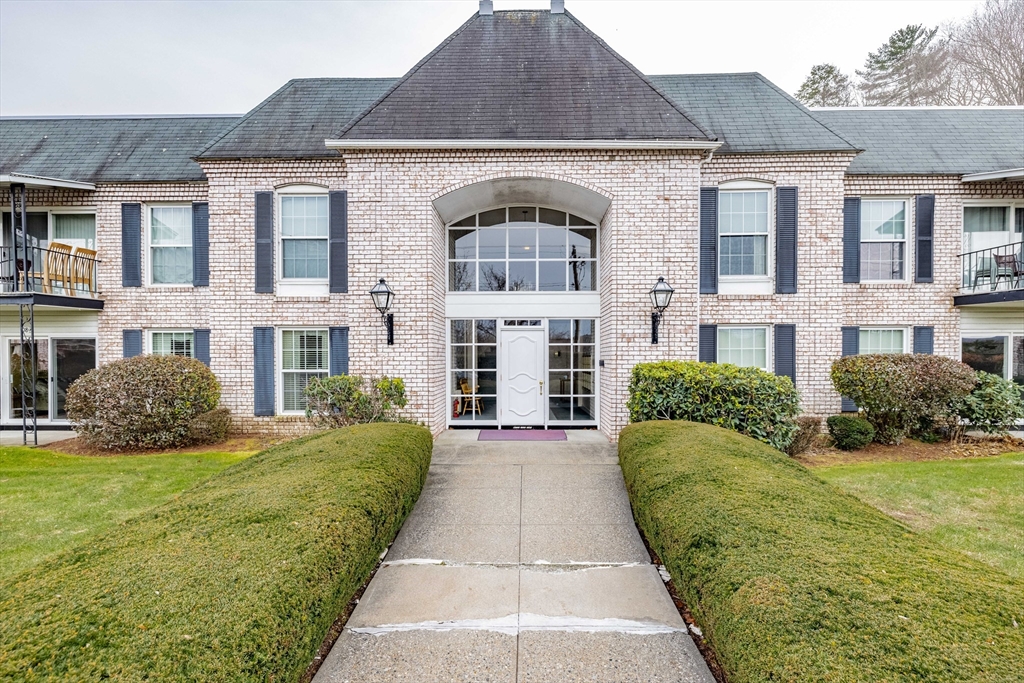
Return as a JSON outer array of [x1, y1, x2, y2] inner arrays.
[[5, 337, 96, 423], [500, 326, 545, 425]]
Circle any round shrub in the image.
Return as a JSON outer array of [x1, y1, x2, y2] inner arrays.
[[627, 361, 801, 451], [830, 354, 976, 444], [66, 355, 221, 450], [954, 371, 1024, 434], [826, 415, 875, 450]]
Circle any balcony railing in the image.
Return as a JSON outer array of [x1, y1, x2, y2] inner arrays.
[[1, 243, 100, 299], [960, 241, 1024, 293]]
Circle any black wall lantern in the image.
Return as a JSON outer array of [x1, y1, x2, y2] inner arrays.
[[369, 278, 395, 345], [649, 276, 674, 344]]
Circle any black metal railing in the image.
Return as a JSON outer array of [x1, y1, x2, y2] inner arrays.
[[960, 241, 1024, 293], [1, 244, 100, 298]]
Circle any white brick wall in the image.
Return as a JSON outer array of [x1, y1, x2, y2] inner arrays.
[[18, 155, 1023, 439]]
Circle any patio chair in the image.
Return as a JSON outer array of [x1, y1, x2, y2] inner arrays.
[[42, 242, 73, 294], [69, 247, 98, 297], [992, 253, 1024, 290]]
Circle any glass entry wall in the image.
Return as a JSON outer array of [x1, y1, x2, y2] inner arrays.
[[7, 337, 96, 422], [447, 318, 598, 427]]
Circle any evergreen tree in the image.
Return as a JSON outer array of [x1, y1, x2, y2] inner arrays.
[[857, 25, 947, 105], [795, 64, 856, 106]]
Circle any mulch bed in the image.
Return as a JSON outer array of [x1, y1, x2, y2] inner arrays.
[[796, 434, 1024, 468]]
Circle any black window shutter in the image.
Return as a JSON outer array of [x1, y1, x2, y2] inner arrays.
[[913, 326, 934, 354], [253, 327, 275, 416], [915, 195, 935, 283], [775, 187, 798, 294], [254, 192, 274, 293], [123, 329, 143, 358], [698, 324, 717, 362], [840, 326, 860, 412], [774, 324, 796, 383], [193, 328, 211, 366], [192, 202, 210, 287], [329, 326, 349, 375], [121, 203, 142, 287], [843, 197, 861, 284], [329, 191, 348, 294], [699, 187, 718, 294]]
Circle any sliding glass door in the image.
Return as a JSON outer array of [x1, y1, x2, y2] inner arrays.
[[7, 337, 96, 422]]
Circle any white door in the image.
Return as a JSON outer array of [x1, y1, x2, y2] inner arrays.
[[500, 327, 545, 425]]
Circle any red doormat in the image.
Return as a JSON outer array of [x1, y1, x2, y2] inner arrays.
[[478, 429, 567, 441]]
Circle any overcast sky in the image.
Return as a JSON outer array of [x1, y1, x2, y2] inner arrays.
[[0, 0, 983, 117]]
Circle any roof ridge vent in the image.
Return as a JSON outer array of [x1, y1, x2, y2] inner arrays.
[[479, 0, 492, 15], [551, 0, 565, 13]]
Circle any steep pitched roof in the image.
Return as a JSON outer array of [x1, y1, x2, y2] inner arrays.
[[334, 10, 713, 143], [650, 73, 857, 154], [197, 78, 394, 159], [813, 107, 1024, 175], [0, 116, 236, 183]]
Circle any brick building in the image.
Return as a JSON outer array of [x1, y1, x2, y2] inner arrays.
[[2, 6, 1022, 439]]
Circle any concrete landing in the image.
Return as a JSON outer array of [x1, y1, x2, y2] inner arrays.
[[313, 430, 714, 683]]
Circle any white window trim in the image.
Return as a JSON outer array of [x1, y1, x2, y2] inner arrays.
[[147, 329, 196, 358], [144, 203, 194, 288], [858, 326, 910, 354], [859, 197, 911, 284], [276, 326, 330, 416], [445, 205, 599, 295], [276, 186, 330, 296], [717, 181, 774, 294], [716, 324, 772, 372]]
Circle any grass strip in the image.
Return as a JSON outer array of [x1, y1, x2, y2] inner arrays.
[[0, 423, 432, 682], [619, 420, 1024, 683], [0, 446, 251, 581]]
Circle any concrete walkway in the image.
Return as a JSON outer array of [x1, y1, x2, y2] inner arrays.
[[314, 430, 714, 683]]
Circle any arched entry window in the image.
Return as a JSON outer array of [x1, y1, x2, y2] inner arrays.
[[448, 206, 597, 292]]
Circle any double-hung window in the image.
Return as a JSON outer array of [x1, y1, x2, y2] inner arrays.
[[860, 200, 906, 281], [280, 329, 328, 413], [280, 195, 328, 280], [859, 328, 906, 354], [150, 206, 193, 285], [719, 190, 769, 277], [150, 331, 194, 358], [717, 327, 769, 370]]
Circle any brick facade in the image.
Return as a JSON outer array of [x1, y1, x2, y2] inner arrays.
[[12, 154, 1023, 439]]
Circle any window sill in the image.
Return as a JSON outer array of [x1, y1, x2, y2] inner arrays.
[[277, 282, 329, 298], [718, 278, 773, 295], [858, 281, 913, 288]]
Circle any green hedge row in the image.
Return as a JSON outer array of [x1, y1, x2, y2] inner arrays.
[[619, 421, 1024, 683], [0, 423, 432, 682]]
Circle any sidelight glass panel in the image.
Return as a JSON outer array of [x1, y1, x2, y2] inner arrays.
[[572, 396, 596, 421], [573, 345, 595, 369], [573, 319, 594, 344], [54, 339, 96, 419], [549, 371, 571, 395], [549, 320, 571, 343], [476, 345, 497, 370], [573, 371, 594, 395], [451, 345, 473, 369], [549, 345, 571, 369], [475, 319, 497, 344], [451, 320, 472, 344], [9, 339, 49, 420]]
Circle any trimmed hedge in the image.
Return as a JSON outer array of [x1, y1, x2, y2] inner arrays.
[[827, 414, 875, 450], [0, 423, 432, 682], [627, 361, 800, 451], [619, 421, 1024, 683]]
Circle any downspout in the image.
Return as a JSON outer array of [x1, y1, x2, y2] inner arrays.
[[696, 147, 715, 360]]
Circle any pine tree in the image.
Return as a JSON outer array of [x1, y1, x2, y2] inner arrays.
[[795, 64, 856, 107], [857, 25, 947, 105]]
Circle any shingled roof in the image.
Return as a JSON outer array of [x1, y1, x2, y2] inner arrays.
[[333, 10, 713, 143], [650, 73, 857, 155], [813, 107, 1024, 175], [0, 116, 237, 183], [197, 78, 394, 159]]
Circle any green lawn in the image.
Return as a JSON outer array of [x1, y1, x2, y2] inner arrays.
[[817, 452, 1024, 579], [0, 446, 252, 581]]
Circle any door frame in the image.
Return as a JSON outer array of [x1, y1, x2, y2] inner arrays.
[[444, 316, 600, 429], [2, 334, 97, 425]]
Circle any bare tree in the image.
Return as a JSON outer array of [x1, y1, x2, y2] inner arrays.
[[857, 25, 949, 105], [796, 64, 857, 106], [945, 0, 1024, 105]]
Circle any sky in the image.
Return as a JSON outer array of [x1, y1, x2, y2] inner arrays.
[[0, 0, 984, 117]]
